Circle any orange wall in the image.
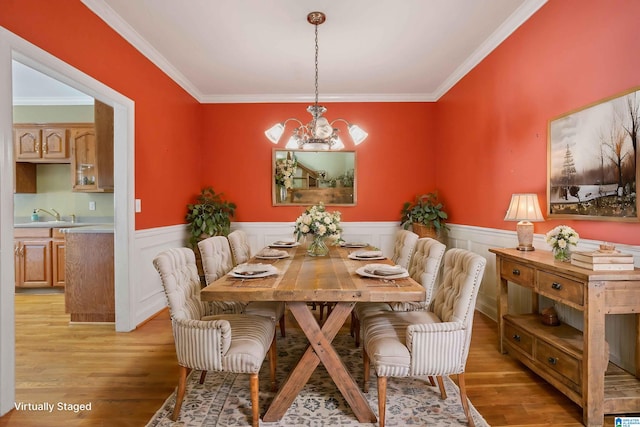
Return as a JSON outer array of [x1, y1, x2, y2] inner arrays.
[[0, 0, 202, 230], [200, 102, 437, 222], [435, 0, 640, 245]]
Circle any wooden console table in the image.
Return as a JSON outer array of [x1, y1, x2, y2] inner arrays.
[[490, 248, 640, 427]]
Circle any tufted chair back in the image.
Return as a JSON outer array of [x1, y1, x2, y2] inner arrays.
[[390, 229, 419, 269], [153, 247, 205, 321], [429, 248, 486, 357], [198, 236, 246, 314], [198, 236, 235, 283], [227, 230, 252, 266], [389, 238, 446, 312]]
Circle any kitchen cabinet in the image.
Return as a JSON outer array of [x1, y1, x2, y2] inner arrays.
[[14, 228, 52, 288], [490, 247, 640, 427], [65, 231, 114, 322], [70, 101, 114, 193], [14, 227, 66, 288], [13, 125, 69, 162]]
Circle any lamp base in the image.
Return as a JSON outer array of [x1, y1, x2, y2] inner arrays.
[[516, 244, 535, 251], [515, 221, 535, 252]]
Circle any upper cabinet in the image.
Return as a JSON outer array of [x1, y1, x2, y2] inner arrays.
[[14, 100, 114, 194], [14, 126, 68, 161], [71, 100, 113, 193]]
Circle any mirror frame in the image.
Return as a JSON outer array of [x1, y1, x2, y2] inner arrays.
[[272, 149, 357, 206]]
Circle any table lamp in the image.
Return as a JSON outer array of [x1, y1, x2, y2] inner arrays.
[[504, 193, 544, 251]]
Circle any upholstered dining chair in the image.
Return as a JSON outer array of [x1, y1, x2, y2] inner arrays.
[[153, 247, 276, 426], [361, 248, 486, 427], [198, 235, 287, 337], [227, 229, 252, 266], [390, 229, 419, 269], [351, 237, 446, 346]]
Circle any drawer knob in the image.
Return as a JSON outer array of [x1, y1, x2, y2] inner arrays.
[[512, 269, 520, 276], [547, 357, 558, 365], [551, 282, 563, 290], [512, 334, 521, 342]]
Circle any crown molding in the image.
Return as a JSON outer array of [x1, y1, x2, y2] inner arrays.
[[431, 0, 547, 100], [81, 0, 204, 101], [13, 96, 94, 106], [83, 0, 546, 105]]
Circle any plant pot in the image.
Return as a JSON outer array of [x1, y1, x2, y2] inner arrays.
[[412, 222, 438, 239]]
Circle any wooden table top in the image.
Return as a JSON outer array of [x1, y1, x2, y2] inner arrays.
[[201, 244, 425, 303]]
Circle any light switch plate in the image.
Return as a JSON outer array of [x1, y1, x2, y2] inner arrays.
[[135, 199, 142, 213], [89, 201, 96, 211]]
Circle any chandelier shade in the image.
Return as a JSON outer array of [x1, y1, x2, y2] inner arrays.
[[264, 12, 368, 150]]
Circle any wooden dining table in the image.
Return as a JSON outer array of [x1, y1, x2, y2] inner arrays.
[[200, 242, 425, 423]]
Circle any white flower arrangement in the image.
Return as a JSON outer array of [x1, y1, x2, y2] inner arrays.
[[275, 158, 297, 190], [545, 225, 579, 251], [294, 203, 342, 241]]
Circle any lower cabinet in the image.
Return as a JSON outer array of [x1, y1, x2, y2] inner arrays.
[[14, 228, 65, 288], [65, 231, 114, 322]]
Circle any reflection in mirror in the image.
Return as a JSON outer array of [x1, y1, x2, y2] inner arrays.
[[273, 150, 356, 206]]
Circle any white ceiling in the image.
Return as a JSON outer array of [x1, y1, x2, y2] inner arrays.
[[13, 0, 547, 105]]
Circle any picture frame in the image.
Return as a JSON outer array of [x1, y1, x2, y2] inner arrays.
[[547, 87, 639, 221]]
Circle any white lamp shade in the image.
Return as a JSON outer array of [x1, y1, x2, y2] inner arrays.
[[265, 123, 285, 143], [504, 193, 544, 222], [348, 124, 368, 145]]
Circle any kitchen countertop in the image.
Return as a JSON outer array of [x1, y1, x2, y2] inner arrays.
[[59, 224, 114, 233]]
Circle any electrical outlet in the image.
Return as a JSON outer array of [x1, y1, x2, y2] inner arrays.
[[89, 201, 96, 211], [135, 199, 142, 213]]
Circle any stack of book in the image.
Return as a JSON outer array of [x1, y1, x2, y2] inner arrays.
[[570, 250, 635, 271]]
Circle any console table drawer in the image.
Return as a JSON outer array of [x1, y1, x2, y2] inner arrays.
[[504, 319, 533, 357], [535, 339, 581, 386], [537, 271, 584, 307], [501, 259, 534, 288]]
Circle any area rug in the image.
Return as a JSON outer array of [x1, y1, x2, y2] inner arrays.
[[147, 329, 489, 426]]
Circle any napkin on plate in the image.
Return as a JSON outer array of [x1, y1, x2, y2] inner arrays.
[[273, 240, 296, 245], [232, 263, 277, 276], [257, 248, 288, 258], [354, 250, 383, 258], [363, 264, 406, 276]]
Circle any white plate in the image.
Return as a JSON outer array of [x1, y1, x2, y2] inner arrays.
[[348, 252, 385, 261], [230, 264, 278, 278], [356, 266, 409, 280], [341, 242, 368, 248], [269, 241, 300, 248], [255, 254, 289, 260]]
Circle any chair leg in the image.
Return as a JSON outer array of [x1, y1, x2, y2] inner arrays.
[[350, 311, 356, 336], [279, 315, 286, 337], [171, 365, 188, 421], [458, 373, 474, 427], [269, 335, 278, 392], [377, 376, 387, 427], [428, 375, 435, 386], [199, 370, 207, 384], [362, 348, 370, 393], [436, 376, 447, 399], [354, 316, 361, 347], [250, 373, 260, 427]]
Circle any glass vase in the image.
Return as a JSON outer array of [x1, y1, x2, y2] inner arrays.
[[278, 185, 288, 203], [553, 246, 571, 262], [307, 235, 329, 257]]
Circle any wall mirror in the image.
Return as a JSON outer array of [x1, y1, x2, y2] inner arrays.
[[273, 149, 356, 206]]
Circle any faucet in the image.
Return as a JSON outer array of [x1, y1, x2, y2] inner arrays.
[[36, 208, 61, 221]]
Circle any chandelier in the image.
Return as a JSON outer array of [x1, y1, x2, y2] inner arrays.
[[264, 11, 368, 150]]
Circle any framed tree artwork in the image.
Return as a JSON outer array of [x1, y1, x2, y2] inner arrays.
[[547, 87, 639, 221]]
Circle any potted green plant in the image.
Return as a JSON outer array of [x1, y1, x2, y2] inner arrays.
[[400, 192, 448, 240], [186, 187, 236, 248]]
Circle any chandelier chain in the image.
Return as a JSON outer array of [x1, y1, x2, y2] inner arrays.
[[314, 22, 319, 110]]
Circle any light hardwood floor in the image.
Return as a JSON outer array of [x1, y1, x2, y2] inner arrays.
[[0, 293, 619, 426]]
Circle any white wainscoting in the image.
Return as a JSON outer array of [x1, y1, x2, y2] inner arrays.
[[132, 221, 640, 372]]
